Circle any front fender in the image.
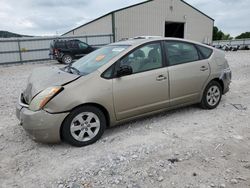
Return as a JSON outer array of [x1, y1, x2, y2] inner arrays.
[[43, 72, 117, 126]]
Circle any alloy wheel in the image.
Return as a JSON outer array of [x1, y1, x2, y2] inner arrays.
[[206, 85, 221, 106], [70, 112, 100, 142], [63, 55, 72, 64]]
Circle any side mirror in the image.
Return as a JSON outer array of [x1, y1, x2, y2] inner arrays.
[[116, 65, 133, 77]]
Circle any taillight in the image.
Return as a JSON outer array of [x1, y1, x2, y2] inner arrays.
[[54, 48, 60, 57], [53, 49, 59, 56]]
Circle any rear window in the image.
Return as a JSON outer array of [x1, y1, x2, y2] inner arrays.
[[55, 41, 66, 48], [197, 45, 213, 59]]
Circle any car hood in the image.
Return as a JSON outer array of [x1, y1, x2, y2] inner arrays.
[[23, 66, 80, 104]]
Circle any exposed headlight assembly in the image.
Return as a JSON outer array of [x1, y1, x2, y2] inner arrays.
[[29, 86, 63, 111]]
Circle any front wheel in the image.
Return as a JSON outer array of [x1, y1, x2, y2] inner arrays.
[[200, 81, 222, 109], [62, 106, 106, 147]]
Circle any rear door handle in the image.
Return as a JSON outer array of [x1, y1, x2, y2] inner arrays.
[[156, 75, 167, 81], [200, 66, 208, 71]]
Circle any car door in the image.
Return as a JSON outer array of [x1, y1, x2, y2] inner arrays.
[[164, 41, 210, 106], [112, 42, 170, 120]]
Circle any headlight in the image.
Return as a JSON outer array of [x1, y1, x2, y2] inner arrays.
[[29, 86, 63, 111]]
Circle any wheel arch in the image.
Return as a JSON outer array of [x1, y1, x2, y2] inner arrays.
[[60, 102, 110, 141], [211, 78, 224, 93], [200, 78, 223, 109], [200, 77, 224, 102]]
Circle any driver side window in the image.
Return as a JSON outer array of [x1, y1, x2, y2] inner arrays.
[[120, 43, 163, 74]]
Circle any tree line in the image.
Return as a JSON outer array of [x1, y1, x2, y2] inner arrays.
[[0, 31, 32, 38], [213, 26, 250, 40]]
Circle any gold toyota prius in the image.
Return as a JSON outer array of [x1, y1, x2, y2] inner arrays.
[[16, 37, 232, 147]]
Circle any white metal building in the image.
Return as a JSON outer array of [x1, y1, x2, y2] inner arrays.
[[63, 0, 214, 44]]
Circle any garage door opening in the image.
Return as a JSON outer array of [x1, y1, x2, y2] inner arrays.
[[165, 22, 185, 38]]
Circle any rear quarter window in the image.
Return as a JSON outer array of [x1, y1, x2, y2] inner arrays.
[[55, 41, 66, 49], [197, 45, 213, 59]]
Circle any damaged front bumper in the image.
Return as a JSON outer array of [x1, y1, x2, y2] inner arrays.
[[16, 93, 69, 143]]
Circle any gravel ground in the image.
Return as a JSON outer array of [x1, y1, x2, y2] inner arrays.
[[0, 52, 250, 188]]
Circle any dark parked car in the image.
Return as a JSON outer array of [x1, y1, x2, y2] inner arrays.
[[221, 44, 239, 52], [239, 45, 250, 50], [49, 39, 97, 64], [213, 45, 222, 49]]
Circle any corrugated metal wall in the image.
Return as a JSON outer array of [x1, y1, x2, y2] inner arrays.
[[64, 15, 113, 37], [63, 0, 213, 43], [0, 34, 113, 65], [114, 0, 213, 43]]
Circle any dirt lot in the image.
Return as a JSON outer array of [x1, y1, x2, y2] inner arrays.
[[0, 52, 250, 188]]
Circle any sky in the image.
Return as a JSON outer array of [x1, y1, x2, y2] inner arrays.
[[0, 0, 249, 37]]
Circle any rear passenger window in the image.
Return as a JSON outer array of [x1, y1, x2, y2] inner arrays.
[[66, 41, 78, 49], [164, 41, 199, 66], [197, 45, 213, 59], [71, 41, 79, 49], [66, 41, 73, 48]]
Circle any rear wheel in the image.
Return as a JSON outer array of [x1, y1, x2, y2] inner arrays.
[[200, 81, 222, 109], [62, 54, 73, 64], [62, 106, 106, 147]]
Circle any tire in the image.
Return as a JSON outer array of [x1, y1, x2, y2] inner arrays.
[[200, 81, 222, 109], [62, 106, 106, 147], [62, 54, 73, 64], [57, 59, 63, 64]]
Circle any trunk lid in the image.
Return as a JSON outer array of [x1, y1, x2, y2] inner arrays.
[[23, 66, 80, 104]]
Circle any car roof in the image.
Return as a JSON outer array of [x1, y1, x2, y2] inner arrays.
[[54, 39, 80, 42], [109, 37, 212, 49]]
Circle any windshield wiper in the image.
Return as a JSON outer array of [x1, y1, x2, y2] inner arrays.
[[64, 65, 81, 75]]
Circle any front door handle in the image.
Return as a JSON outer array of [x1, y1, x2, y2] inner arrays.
[[156, 75, 167, 81], [200, 66, 208, 71]]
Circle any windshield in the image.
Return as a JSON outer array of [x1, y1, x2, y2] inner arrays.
[[70, 45, 130, 75]]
